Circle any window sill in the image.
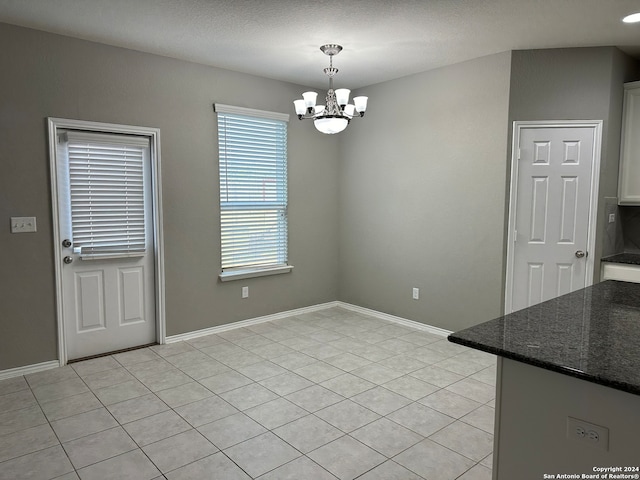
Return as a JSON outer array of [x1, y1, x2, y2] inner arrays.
[[219, 265, 294, 282]]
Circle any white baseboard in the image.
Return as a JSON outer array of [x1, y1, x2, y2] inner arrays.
[[1, 303, 450, 376], [166, 300, 451, 344], [165, 301, 341, 343], [336, 302, 453, 337], [0, 360, 61, 381]]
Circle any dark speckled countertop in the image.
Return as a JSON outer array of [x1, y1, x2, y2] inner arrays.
[[448, 280, 640, 396], [601, 253, 640, 265]]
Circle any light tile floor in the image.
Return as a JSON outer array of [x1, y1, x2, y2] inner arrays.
[[0, 307, 496, 480]]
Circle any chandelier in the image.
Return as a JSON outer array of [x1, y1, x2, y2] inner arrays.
[[293, 44, 368, 135]]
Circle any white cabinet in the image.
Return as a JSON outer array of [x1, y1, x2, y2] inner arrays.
[[601, 262, 640, 283], [619, 81, 640, 204]]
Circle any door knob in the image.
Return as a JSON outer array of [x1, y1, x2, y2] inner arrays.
[[63, 256, 73, 264], [62, 239, 72, 248], [575, 250, 586, 258]]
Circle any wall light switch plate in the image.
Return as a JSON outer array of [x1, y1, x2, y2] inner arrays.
[[11, 216, 37, 233]]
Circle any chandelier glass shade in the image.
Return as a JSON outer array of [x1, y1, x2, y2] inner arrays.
[[293, 44, 368, 134]]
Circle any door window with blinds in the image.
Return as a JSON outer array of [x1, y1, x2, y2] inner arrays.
[[57, 131, 151, 259], [215, 104, 291, 279]]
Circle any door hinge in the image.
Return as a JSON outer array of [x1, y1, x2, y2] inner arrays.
[[517, 148, 521, 160], [513, 230, 517, 242]]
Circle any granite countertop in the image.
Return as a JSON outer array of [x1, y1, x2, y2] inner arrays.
[[601, 253, 640, 265], [448, 280, 640, 396]]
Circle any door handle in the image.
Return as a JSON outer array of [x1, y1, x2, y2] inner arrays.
[[575, 250, 587, 258], [63, 256, 73, 264]]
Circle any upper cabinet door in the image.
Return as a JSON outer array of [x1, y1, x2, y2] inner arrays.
[[619, 81, 640, 205]]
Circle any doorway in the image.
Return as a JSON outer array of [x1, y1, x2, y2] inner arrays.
[[504, 121, 602, 314], [48, 118, 166, 364]]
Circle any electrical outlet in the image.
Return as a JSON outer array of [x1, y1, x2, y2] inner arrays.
[[242, 286, 249, 299], [412, 288, 419, 300], [567, 417, 609, 451]]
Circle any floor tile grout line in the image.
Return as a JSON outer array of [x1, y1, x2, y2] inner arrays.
[[70, 359, 227, 478], [74, 448, 156, 478], [60, 425, 139, 472], [352, 456, 427, 480], [1, 310, 494, 479], [269, 454, 341, 480], [187, 321, 434, 475], [26, 371, 84, 472], [125, 332, 358, 474], [42, 359, 161, 477], [133, 426, 207, 478], [347, 425, 425, 463], [50, 369, 131, 477], [219, 448, 260, 479], [416, 421, 489, 464], [452, 460, 492, 480], [0, 387, 72, 471]]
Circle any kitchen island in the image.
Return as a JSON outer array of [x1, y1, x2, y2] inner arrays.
[[449, 280, 640, 480]]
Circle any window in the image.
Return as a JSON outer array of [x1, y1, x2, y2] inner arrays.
[[58, 130, 151, 259], [215, 104, 292, 280]]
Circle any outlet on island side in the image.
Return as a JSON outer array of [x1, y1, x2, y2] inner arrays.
[[412, 287, 419, 300], [566, 417, 609, 451], [242, 286, 249, 299]]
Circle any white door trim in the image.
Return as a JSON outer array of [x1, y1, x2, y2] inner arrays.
[[504, 120, 602, 314], [48, 117, 166, 365]]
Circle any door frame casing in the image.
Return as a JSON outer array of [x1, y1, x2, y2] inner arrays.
[[48, 117, 166, 365], [504, 120, 603, 314]]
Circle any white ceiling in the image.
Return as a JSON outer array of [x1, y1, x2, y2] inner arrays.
[[1, 0, 639, 89]]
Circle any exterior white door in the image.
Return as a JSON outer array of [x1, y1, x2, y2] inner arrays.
[[506, 122, 601, 313], [56, 130, 156, 360]]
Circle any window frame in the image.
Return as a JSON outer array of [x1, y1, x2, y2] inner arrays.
[[214, 104, 293, 282], [58, 130, 151, 260]]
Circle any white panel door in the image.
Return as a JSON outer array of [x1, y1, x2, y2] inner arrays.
[[56, 131, 156, 360], [508, 124, 599, 313]]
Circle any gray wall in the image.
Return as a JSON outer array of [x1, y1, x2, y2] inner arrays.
[[0, 23, 340, 370], [337, 52, 512, 332], [508, 47, 640, 280], [2, 22, 638, 372]]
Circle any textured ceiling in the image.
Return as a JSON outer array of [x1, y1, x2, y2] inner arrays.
[[0, 0, 639, 89]]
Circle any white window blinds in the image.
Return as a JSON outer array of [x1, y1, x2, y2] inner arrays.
[[59, 131, 150, 259], [216, 104, 289, 271]]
